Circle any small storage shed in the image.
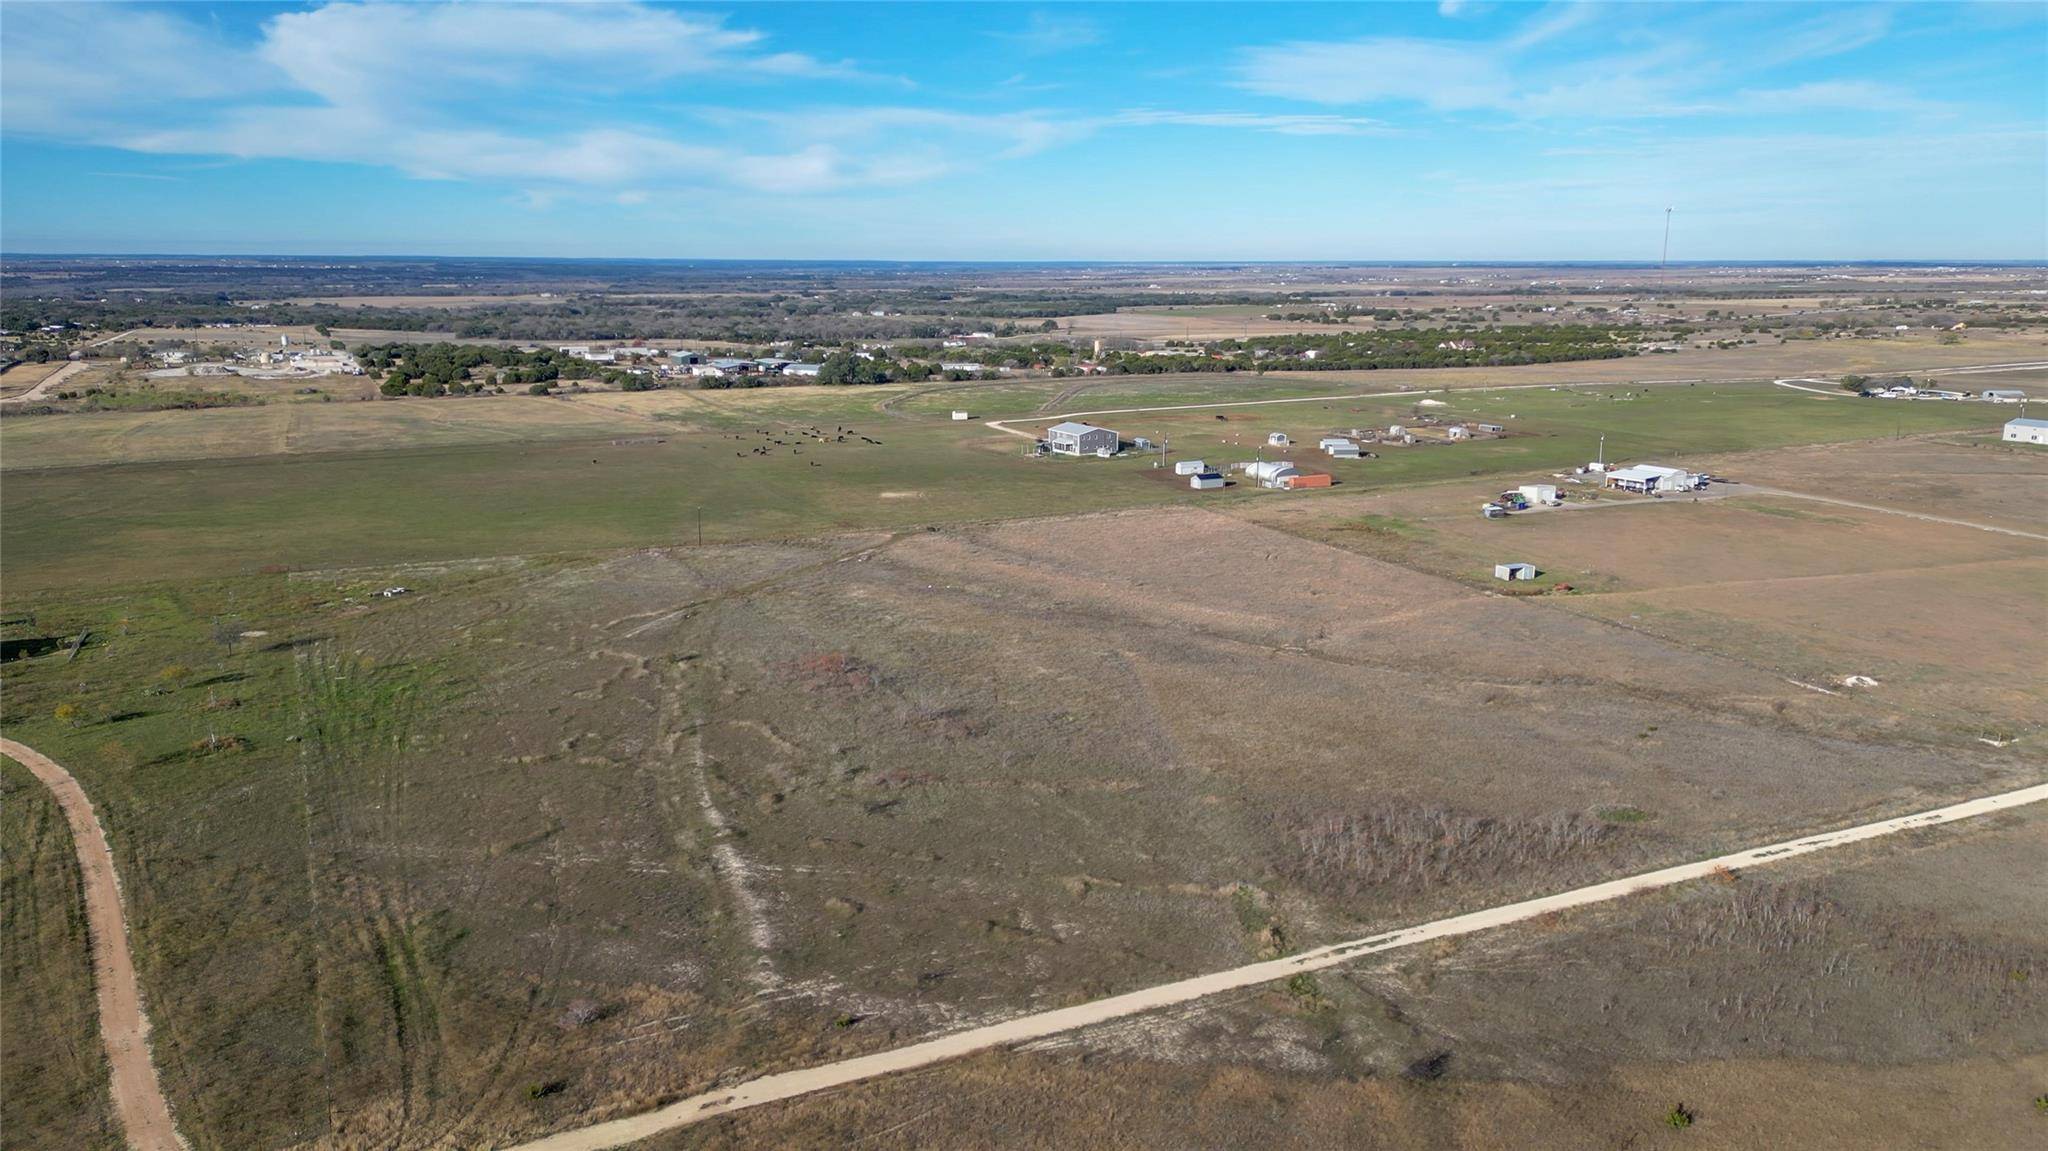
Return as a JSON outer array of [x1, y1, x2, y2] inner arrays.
[[2003, 417, 2048, 445], [1284, 473, 1333, 490], [1267, 432, 1292, 447], [1327, 442, 1362, 459], [1446, 425, 1471, 440], [1190, 472, 1225, 490], [1173, 459, 1207, 476], [1519, 484, 1559, 504], [1493, 562, 1539, 581], [951, 410, 971, 420]]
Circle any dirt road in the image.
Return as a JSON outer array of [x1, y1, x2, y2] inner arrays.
[[1742, 484, 2048, 541], [0, 359, 88, 406], [505, 778, 2048, 1151], [2, 738, 188, 1151]]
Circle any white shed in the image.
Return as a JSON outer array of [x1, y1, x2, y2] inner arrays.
[[1326, 442, 1362, 459], [1267, 432, 1292, 447], [2004, 417, 2048, 445], [1245, 460, 1301, 488], [1046, 421, 1119, 456], [1446, 425, 1471, 440], [951, 410, 971, 421], [1173, 459, 1207, 476], [1190, 472, 1225, 490], [1493, 562, 1539, 581], [1519, 484, 1559, 504]]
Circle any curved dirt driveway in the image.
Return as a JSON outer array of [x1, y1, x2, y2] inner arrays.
[[2, 738, 187, 1150]]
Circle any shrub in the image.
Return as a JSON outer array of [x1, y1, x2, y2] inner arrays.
[[1665, 1103, 1694, 1129]]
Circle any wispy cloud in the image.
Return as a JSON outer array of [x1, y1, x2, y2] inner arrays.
[[1237, 38, 1513, 110], [994, 11, 1104, 55], [1757, 6, 1895, 65], [1237, 1, 1918, 121], [1110, 110, 1395, 137]]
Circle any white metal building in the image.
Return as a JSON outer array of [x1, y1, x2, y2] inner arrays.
[[1046, 421, 1119, 456], [1981, 389, 2027, 403], [1190, 472, 1225, 490], [1173, 459, 1207, 475], [1519, 484, 1559, 504], [1245, 460, 1301, 488], [1267, 432, 1292, 447], [1606, 464, 1700, 493], [2004, 417, 2048, 445], [1493, 562, 1539, 581]]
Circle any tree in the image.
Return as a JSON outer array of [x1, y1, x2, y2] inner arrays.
[[211, 617, 245, 657]]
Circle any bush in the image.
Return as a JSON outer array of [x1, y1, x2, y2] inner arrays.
[[1665, 1103, 1694, 1129], [527, 383, 552, 396]]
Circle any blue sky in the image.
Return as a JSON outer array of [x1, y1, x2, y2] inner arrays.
[[2, 1, 2042, 259]]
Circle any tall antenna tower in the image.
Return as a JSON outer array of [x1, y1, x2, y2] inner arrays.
[[1660, 207, 1675, 278]]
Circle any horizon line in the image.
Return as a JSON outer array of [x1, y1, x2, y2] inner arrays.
[[6, 252, 2047, 269]]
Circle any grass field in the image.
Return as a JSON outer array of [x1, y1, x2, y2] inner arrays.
[[4, 328, 2045, 1150], [0, 381, 2013, 593], [0, 759, 121, 1151], [1023, 381, 2011, 488]]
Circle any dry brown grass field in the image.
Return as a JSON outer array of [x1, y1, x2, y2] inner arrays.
[[0, 359, 71, 399], [654, 808, 2048, 1150]]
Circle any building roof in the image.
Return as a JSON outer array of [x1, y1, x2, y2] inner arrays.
[[2006, 418, 2048, 429], [1608, 464, 1679, 483], [1048, 421, 1108, 436]]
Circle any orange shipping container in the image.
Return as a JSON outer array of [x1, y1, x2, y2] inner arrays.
[[1284, 473, 1333, 489]]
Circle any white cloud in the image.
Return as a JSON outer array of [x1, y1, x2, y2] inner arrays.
[[1758, 7, 1894, 65], [3, 1, 909, 196], [1237, 39, 1513, 109], [1110, 110, 1395, 137], [1237, 3, 1922, 122], [995, 11, 1104, 55], [0, 4, 278, 135]]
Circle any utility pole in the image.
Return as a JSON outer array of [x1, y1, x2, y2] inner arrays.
[[1660, 207, 1674, 284], [696, 505, 703, 546]]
